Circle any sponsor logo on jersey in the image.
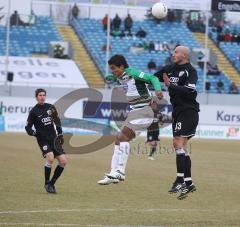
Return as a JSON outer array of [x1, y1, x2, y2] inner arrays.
[[169, 77, 179, 83], [41, 116, 52, 125], [179, 71, 185, 77], [47, 109, 52, 116], [42, 145, 48, 151]]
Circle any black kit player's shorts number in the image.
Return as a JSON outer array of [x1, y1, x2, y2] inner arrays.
[[172, 109, 199, 138]]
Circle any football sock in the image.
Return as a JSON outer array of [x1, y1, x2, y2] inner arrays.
[[175, 148, 186, 183], [44, 161, 52, 185], [50, 165, 64, 185], [149, 146, 156, 157], [118, 142, 130, 174], [184, 152, 192, 186], [111, 145, 120, 172]]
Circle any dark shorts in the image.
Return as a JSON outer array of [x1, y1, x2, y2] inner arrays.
[[147, 121, 160, 142], [172, 109, 199, 138], [37, 139, 65, 158]]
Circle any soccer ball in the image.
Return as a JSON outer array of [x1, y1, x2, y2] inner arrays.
[[151, 2, 168, 19]]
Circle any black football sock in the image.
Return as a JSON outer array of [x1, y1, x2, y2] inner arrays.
[[149, 146, 156, 157], [184, 153, 192, 186], [175, 148, 186, 184], [44, 162, 52, 185], [50, 165, 64, 185]]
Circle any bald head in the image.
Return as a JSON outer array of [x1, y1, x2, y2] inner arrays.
[[173, 45, 190, 65]]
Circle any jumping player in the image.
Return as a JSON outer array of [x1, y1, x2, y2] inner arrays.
[[155, 45, 199, 200], [98, 54, 163, 185], [25, 88, 67, 194]]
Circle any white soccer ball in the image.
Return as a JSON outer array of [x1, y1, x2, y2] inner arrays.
[[151, 2, 168, 19]]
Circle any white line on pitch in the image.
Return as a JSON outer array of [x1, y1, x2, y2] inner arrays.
[[0, 208, 239, 215]]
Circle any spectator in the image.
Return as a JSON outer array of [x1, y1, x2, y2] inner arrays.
[[71, 3, 79, 19], [205, 80, 211, 92], [124, 14, 133, 32], [155, 41, 163, 52], [135, 27, 147, 38], [168, 40, 176, 52], [216, 79, 224, 93], [112, 14, 121, 31], [102, 14, 109, 31], [147, 59, 157, 72], [10, 10, 26, 26], [162, 41, 170, 51], [149, 40, 155, 52], [229, 82, 239, 94], [237, 33, 240, 45], [142, 41, 148, 51], [224, 32, 232, 42]]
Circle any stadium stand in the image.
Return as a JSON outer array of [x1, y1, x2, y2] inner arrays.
[[210, 25, 240, 73], [72, 18, 234, 93], [0, 16, 62, 56]]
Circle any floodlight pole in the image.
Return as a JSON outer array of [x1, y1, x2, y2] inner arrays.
[[105, 0, 111, 78], [203, 10, 209, 94], [5, 0, 11, 92]]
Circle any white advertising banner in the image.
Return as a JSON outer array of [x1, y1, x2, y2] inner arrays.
[[0, 56, 88, 88], [1, 96, 240, 140], [199, 105, 240, 126]]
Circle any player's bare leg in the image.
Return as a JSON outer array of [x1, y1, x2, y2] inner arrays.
[[98, 126, 135, 185]]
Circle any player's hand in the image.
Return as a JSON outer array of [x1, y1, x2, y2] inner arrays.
[[32, 130, 37, 137], [163, 73, 170, 87], [156, 90, 163, 100]]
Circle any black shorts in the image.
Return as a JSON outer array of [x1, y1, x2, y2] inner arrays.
[[37, 139, 65, 158], [147, 121, 160, 142], [172, 109, 199, 138]]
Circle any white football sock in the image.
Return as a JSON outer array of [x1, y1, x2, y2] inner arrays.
[[117, 142, 130, 174], [110, 145, 120, 172]]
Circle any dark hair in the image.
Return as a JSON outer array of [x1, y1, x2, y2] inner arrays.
[[35, 88, 46, 97], [108, 55, 129, 68]]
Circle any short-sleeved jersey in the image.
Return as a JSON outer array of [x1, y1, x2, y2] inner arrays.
[[25, 103, 62, 140], [106, 67, 161, 109], [155, 63, 200, 114]]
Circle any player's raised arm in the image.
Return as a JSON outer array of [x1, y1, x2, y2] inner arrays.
[[25, 111, 36, 136], [125, 68, 163, 99]]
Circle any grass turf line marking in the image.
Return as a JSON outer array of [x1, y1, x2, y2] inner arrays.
[[0, 208, 239, 215]]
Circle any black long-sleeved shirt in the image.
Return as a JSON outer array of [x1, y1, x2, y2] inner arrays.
[[155, 63, 200, 115], [25, 103, 62, 140]]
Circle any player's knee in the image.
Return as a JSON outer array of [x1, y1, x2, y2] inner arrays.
[[173, 138, 183, 149], [46, 155, 54, 164], [59, 157, 67, 167]]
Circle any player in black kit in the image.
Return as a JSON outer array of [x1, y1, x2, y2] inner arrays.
[[155, 46, 199, 200], [25, 88, 67, 194]]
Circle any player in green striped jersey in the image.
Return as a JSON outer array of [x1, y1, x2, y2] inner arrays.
[[98, 54, 163, 185]]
